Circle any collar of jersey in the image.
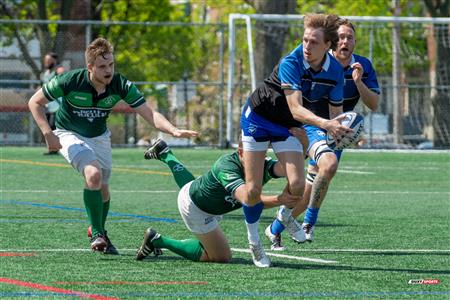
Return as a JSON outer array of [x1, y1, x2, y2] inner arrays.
[[302, 53, 330, 72]]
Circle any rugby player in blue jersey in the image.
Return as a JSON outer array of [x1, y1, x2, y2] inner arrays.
[[270, 19, 380, 246], [240, 14, 351, 266]]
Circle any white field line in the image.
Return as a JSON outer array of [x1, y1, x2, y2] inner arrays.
[[293, 248, 450, 253], [1, 190, 448, 195], [0, 247, 338, 264], [337, 170, 374, 174], [230, 248, 338, 264], [2, 248, 448, 254], [2, 248, 448, 253]]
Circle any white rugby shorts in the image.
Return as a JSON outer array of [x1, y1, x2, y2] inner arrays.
[[54, 129, 112, 183], [177, 181, 223, 234]]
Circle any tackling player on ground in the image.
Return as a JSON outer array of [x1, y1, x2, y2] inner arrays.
[[28, 38, 197, 254], [136, 139, 298, 266]]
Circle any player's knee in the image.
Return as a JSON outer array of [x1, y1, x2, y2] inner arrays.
[[84, 167, 102, 189], [246, 184, 262, 203], [320, 157, 338, 178]]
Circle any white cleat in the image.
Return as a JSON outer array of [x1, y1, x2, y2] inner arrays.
[[264, 225, 285, 251], [302, 223, 315, 242], [249, 242, 272, 268], [285, 218, 306, 243], [277, 206, 306, 243]]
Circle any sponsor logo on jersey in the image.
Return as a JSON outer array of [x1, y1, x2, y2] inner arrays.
[[74, 95, 89, 101], [224, 195, 239, 207], [73, 109, 108, 122], [223, 173, 239, 180]]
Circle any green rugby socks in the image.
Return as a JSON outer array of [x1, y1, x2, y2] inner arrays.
[[102, 199, 110, 230], [160, 151, 195, 189], [153, 236, 203, 262], [83, 189, 104, 236]]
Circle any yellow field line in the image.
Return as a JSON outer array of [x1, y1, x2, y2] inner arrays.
[[0, 159, 171, 176]]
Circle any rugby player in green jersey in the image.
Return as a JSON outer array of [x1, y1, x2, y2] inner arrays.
[[136, 139, 299, 267], [28, 38, 197, 254]]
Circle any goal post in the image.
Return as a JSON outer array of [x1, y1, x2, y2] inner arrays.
[[226, 14, 450, 148]]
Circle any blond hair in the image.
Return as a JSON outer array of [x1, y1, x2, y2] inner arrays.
[[85, 38, 114, 65], [304, 14, 341, 51]]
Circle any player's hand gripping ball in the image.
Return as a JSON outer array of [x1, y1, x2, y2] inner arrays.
[[326, 111, 364, 150]]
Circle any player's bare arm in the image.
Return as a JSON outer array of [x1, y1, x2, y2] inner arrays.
[[351, 62, 379, 111], [134, 102, 198, 138], [285, 89, 350, 138], [233, 184, 297, 209], [28, 88, 62, 151]]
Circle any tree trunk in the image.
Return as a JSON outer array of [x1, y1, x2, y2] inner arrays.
[[432, 24, 450, 148], [246, 0, 297, 83], [424, 0, 450, 148]]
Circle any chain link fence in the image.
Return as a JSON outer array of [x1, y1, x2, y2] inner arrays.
[[227, 15, 450, 149], [0, 20, 226, 147], [1, 18, 449, 149]]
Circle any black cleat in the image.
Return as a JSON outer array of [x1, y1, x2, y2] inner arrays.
[[103, 231, 120, 255], [136, 228, 162, 260], [43, 151, 58, 155], [90, 233, 107, 252], [144, 139, 169, 160]]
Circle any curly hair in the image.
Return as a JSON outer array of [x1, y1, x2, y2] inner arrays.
[[85, 38, 114, 65], [304, 14, 341, 51]]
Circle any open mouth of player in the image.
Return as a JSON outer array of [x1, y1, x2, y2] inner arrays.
[[339, 47, 349, 53]]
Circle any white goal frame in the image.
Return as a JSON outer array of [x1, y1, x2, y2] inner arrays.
[[226, 14, 450, 146]]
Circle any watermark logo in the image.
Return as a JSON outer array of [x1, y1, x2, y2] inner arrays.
[[408, 279, 440, 285]]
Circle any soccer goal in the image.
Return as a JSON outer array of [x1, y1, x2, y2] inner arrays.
[[226, 14, 450, 149]]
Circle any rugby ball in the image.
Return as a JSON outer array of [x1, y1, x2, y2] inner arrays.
[[326, 111, 364, 150]]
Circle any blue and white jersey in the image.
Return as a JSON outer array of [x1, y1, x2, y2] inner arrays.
[[248, 44, 344, 127], [340, 54, 380, 112]]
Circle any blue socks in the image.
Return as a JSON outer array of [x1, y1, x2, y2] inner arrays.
[[270, 219, 285, 235], [242, 202, 264, 224], [304, 207, 320, 225]]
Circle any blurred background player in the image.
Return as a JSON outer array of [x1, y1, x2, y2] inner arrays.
[[240, 13, 350, 265], [41, 52, 65, 155], [274, 19, 380, 245], [136, 139, 298, 267], [28, 38, 197, 255]]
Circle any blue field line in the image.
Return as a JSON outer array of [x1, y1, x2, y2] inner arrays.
[[0, 218, 148, 223], [1, 290, 450, 298], [0, 200, 177, 223]]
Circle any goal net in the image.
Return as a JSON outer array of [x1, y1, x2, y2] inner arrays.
[[226, 14, 450, 149]]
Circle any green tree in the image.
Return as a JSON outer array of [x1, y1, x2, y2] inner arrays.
[[0, 0, 74, 79]]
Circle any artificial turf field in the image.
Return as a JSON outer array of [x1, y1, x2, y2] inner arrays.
[[0, 146, 449, 299]]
